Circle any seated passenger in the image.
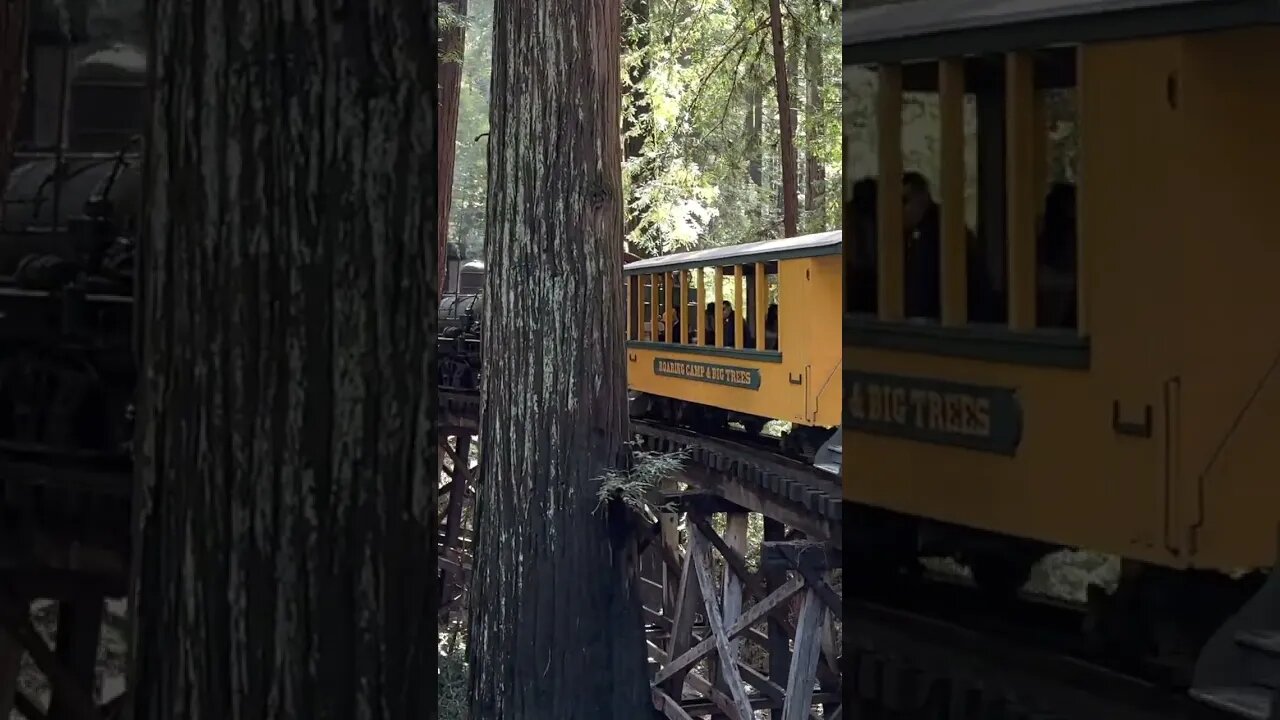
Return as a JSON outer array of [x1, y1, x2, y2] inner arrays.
[[721, 300, 737, 347], [903, 172, 994, 323], [1037, 182, 1078, 328], [664, 308, 681, 343], [703, 303, 717, 345], [903, 172, 944, 320], [848, 177, 878, 314], [764, 303, 779, 350]]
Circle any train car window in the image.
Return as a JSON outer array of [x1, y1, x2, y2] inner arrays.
[[626, 260, 781, 355], [626, 276, 632, 339], [674, 271, 686, 344], [670, 269, 680, 340], [741, 261, 781, 351], [693, 267, 707, 346], [732, 265, 746, 350], [711, 267, 721, 348], [764, 264, 780, 351], [651, 272, 663, 342], [1035, 64, 1080, 331], [848, 48, 1079, 333]]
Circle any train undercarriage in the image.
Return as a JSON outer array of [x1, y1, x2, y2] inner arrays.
[[625, 390, 840, 470]]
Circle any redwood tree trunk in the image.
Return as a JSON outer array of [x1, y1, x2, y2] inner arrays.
[[768, 0, 798, 237], [438, 0, 467, 294], [468, 0, 650, 717], [804, 7, 824, 231], [129, 3, 438, 718], [0, 0, 29, 202]]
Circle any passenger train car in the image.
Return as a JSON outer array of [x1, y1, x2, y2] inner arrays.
[[624, 231, 842, 473], [845, 0, 1280, 712]]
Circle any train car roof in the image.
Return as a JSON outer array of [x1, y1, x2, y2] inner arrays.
[[844, 0, 1280, 64], [624, 230, 841, 274]]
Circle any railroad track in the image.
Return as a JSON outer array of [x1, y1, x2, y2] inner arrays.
[[431, 388, 1243, 719], [846, 592, 1237, 720]]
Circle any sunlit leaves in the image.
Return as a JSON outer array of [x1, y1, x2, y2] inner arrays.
[[623, 0, 841, 253], [445, 0, 841, 259]]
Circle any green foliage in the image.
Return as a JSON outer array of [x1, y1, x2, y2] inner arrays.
[[445, 0, 842, 259], [623, 0, 843, 253], [445, 0, 493, 260], [595, 446, 689, 516], [438, 631, 470, 720]]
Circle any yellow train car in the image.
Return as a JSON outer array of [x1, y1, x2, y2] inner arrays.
[[845, 0, 1280, 710], [625, 231, 842, 468]]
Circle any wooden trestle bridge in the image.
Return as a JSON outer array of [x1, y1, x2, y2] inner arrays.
[[440, 390, 845, 719], [0, 382, 843, 720]]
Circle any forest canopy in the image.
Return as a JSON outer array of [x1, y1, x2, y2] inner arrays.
[[447, 0, 841, 258]]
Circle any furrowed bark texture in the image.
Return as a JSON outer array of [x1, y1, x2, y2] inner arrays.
[[130, 1, 437, 718], [469, 1, 651, 718], [438, 0, 466, 293], [0, 0, 29, 202]]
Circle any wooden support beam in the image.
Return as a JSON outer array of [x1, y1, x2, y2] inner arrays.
[[781, 589, 825, 720], [16, 691, 48, 720], [876, 63, 905, 321], [660, 523, 704, 698], [763, 518, 790, 720], [691, 515, 766, 600], [1005, 50, 1038, 330], [721, 513, 748, 654], [653, 687, 698, 720], [682, 693, 841, 716], [673, 468, 838, 546], [0, 594, 100, 720], [690, 528, 754, 720], [0, 626, 21, 719], [48, 599, 104, 720], [653, 573, 805, 687], [939, 56, 968, 326], [683, 670, 741, 718]]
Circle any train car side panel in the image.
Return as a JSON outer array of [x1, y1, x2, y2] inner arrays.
[[1172, 26, 1280, 570], [845, 37, 1197, 569], [792, 254, 842, 428]]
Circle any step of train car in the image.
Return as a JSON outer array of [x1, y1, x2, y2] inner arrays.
[[1193, 563, 1280, 720], [1190, 686, 1275, 719], [812, 427, 841, 476]]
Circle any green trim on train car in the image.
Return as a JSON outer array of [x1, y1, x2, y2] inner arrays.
[[627, 340, 783, 363], [625, 244, 840, 274], [845, 315, 1090, 369], [654, 358, 762, 390], [845, 370, 1022, 456], [843, 0, 1280, 65]]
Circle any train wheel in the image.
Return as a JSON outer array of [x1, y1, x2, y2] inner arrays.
[[739, 417, 766, 437], [969, 552, 1035, 599]]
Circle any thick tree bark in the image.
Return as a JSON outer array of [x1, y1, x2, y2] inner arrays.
[[129, 2, 438, 719], [438, 0, 467, 294], [768, 0, 799, 237], [804, 7, 825, 230], [468, 1, 650, 718], [0, 0, 29, 203]]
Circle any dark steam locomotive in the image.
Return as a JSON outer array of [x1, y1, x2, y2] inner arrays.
[[0, 44, 145, 465], [439, 244, 484, 392], [0, 42, 485, 472]]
